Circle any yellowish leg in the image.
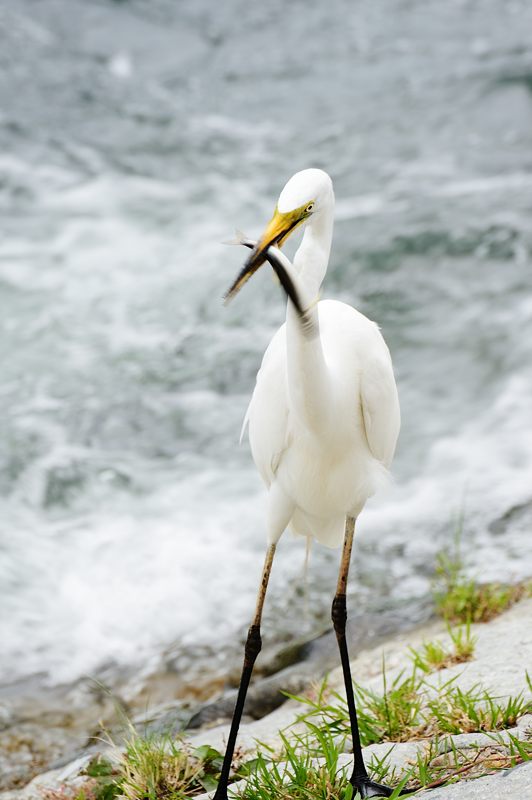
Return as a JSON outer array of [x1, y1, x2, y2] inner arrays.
[[213, 544, 276, 800], [332, 517, 395, 798]]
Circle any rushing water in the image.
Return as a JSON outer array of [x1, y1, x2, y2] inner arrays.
[[1, 0, 532, 688]]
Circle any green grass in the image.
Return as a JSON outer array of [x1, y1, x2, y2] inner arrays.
[[69, 729, 252, 800], [391, 732, 532, 793], [409, 623, 476, 674], [290, 665, 531, 747], [65, 666, 531, 800], [58, 531, 532, 800], [239, 720, 532, 799], [288, 662, 427, 746], [427, 680, 531, 736], [354, 666, 426, 743], [432, 521, 532, 624], [238, 520, 532, 798], [240, 728, 353, 800], [117, 734, 208, 799], [239, 725, 416, 800]]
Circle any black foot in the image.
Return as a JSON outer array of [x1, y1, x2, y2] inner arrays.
[[350, 777, 395, 798]]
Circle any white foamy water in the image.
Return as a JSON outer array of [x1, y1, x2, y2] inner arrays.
[[1, 0, 532, 688]]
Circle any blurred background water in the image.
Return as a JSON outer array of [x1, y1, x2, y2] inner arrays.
[[1, 0, 531, 690]]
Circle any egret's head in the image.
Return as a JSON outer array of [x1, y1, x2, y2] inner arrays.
[[225, 168, 333, 301]]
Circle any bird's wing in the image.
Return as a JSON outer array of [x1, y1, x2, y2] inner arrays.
[[245, 325, 291, 487], [359, 343, 400, 469]]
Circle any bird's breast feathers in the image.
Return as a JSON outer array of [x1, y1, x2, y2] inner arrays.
[[245, 299, 399, 516]]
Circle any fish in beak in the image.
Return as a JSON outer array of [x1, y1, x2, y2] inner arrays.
[[224, 203, 312, 302]]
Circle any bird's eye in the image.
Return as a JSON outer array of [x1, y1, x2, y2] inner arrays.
[[305, 202, 315, 213]]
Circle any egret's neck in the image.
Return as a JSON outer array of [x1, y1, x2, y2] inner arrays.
[[293, 201, 334, 299], [284, 203, 335, 436], [287, 201, 335, 434], [264, 200, 335, 436]]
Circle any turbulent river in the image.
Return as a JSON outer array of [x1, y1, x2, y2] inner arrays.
[[1, 0, 532, 690]]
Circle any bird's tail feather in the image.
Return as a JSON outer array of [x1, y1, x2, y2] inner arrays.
[[291, 509, 345, 549]]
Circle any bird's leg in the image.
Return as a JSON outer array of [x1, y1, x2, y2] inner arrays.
[[213, 544, 276, 800], [332, 517, 395, 798]]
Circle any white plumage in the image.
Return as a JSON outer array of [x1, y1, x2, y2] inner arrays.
[[237, 169, 400, 548], [216, 168, 402, 800]]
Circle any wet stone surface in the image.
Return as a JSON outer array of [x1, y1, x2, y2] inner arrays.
[[0, 599, 431, 791]]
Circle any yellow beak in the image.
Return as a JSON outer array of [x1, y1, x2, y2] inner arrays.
[[225, 205, 308, 302]]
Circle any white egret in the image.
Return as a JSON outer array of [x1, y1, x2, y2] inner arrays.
[[214, 169, 401, 799]]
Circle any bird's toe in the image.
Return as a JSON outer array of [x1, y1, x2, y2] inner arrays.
[[350, 777, 395, 798]]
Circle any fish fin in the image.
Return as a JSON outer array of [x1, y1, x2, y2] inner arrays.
[[222, 229, 253, 246]]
